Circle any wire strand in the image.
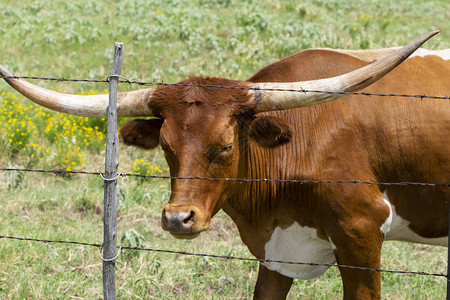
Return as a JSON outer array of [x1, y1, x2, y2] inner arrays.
[[0, 235, 446, 278], [1, 75, 449, 101], [0, 167, 448, 187]]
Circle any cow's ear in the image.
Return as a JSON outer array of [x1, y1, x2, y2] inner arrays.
[[248, 116, 292, 148], [120, 118, 164, 149]]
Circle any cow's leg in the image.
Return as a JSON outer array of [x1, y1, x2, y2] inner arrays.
[[254, 264, 293, 299], [331, 227, 384, 299]]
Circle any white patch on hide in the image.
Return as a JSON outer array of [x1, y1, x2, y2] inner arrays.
[[383, 193, 448, 246], [410, 48, 450, 60], [263, 222, 336, 279], [380, 198, 393, 236], [329, 47, 450, 62]]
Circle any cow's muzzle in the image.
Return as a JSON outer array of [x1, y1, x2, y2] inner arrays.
[[161, 204, 210, 239]]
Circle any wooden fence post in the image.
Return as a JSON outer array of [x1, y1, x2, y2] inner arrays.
[[103, 42, 123, 300]]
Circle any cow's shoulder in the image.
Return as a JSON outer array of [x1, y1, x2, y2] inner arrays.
[[248, 48, 369, 83]]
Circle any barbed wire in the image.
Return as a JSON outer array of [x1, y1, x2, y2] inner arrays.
[[0, 235, 446, 278], [1, 75, 449, 101], [124, 172, 450, 187], [0, 167, 99, 176], [0, 167, 448, 187], [129, 81, 450, 101], [0, 75, 108, 84]]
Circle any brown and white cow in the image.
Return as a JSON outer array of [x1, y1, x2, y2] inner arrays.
[[1, 31, 449, 299]]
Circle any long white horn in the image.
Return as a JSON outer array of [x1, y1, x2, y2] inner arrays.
[[251, 30, 439, 112], [0, 65, 155, 117]]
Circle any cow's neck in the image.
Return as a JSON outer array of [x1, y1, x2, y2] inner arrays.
[[221, 122, 313, 257], [221, 108, 342, 257]]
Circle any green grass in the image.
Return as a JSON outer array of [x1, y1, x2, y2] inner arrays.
[[0, 0, 448, 91], [0, 0, 449, 299], [0, 173, 447, 299]]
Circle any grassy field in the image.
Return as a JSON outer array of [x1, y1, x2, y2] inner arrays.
[[0, 0, 449, 299]]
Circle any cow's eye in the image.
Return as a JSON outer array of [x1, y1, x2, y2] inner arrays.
[[220, 143, 233, 153], [205, 143, 233, 165]]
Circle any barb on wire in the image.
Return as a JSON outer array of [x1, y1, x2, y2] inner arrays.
[[0, 167, 448, 187], [1, 75, 449, 101], [0, 235, 446, 278]]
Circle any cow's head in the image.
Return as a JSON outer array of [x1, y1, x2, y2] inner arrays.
[[119, 77, 295, 239], [0, 32, 437, 239]]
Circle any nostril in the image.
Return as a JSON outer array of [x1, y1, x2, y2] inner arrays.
[[183, 210, 195, 224]]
